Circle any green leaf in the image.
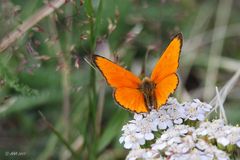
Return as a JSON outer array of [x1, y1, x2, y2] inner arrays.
[[84, 0, 95, 17], [0, 90, 61, 117]]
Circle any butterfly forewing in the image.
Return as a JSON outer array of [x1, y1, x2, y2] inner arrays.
[[93, 55, 141, 88], [150, 33, 182, 83]]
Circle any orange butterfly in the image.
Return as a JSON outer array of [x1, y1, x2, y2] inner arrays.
[[93, 33, 182, 113]]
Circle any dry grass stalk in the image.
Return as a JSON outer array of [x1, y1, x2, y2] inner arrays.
[[0, 0, 67, 53]]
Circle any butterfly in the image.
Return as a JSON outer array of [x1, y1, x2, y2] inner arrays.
[[93, 33, 182, 113]]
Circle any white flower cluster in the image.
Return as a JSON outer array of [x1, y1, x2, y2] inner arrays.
[[120, 98, 211, 149], [196, 120, 240, 147], [119, 98, 240, 160], [151, 124, 230, 160]]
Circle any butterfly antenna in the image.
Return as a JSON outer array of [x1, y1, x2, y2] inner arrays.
[[113, 52, 120, 63], [84, 57, 97, 70]]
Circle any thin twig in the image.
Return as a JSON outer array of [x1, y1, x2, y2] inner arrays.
[[38, 111, 78, 159], [62, 136, 84, 160], [84, 57, 97, 70], [0, 0, 67, 53], [95, 82, 106, 136], [61, 53, 71, 140], [216, 87, 228, 123], [207, 69, 240, 117], [210, 69, 240, 107]]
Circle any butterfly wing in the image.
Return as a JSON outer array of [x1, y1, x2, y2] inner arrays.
[[93, 55, 141, 88], [151, 33, 182, 82], [151, 33, 182, 108], [155, 74, 179, 108], [93, 55, 148, 113], [114, 88, 148, 113]]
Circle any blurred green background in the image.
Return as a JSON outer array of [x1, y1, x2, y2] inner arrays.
[[0, 0, 240, 159]]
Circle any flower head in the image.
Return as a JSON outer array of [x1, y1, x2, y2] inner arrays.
[[126, 149, 160, 160], [162, 98, 186, 124], [183, 99, 212, 121], [119, 97, 239, 159]]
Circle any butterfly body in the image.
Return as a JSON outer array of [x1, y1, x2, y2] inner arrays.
[[139, 77, 157, 110], [93, 33, 183, 113]]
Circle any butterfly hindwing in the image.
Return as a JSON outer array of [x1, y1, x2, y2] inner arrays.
[[93, 55, 148, 112], [155, 73, 179, 109], [114, 88, 148, 113]]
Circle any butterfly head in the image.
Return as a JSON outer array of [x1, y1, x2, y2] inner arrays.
[[140, 77, 156, 95]]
